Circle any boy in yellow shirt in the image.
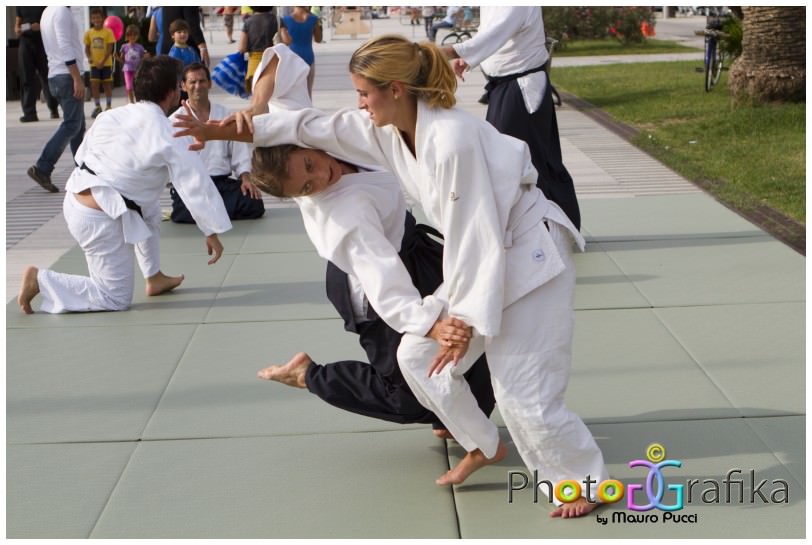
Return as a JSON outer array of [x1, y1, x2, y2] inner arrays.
[[84, 8, 116, 118]]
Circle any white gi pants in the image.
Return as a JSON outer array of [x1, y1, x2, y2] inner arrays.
[[398, 220, 608, 502], [36, 192, 161, 313]]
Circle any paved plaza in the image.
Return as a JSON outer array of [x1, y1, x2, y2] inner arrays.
[[5, 13, 805, 539]]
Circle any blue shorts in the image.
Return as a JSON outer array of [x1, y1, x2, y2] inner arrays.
[[90, 67, 113, 83]]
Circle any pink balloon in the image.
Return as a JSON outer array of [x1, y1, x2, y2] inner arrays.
[[103, 15, 124, 41]]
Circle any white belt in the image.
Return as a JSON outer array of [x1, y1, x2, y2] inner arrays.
[[503, 187, 585, 252]]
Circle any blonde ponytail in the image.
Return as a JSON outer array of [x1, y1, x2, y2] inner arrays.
[[349, 34, 456, 109]]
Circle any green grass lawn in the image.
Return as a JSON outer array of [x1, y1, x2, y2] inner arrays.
[[553, 60, 806, 223], [554, 38, 700, 57]]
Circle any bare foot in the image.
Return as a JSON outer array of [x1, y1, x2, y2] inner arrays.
[[436, 440, 508, 485], [18, 266, 40, 314], [257, 352, 311, 388], [433, 429, 455, 440], [550, 497, 601, 518], [145, 271, 184, 296]]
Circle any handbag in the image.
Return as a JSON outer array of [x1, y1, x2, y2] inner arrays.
[[211, 52, 250, 99]]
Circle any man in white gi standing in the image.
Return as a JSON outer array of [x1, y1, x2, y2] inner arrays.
[[18, 56, 232, 314], [168, 62, 265, 224]]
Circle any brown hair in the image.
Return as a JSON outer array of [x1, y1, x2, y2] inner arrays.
[[169, 19, 191, 36], [349, 34, 456, 109], [125, 24, 141, 38], [134, 55, 181, 104], [250, 145, 304, 198]]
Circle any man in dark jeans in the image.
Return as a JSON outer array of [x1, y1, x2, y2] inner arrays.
[[15, 6, 60, 123], [27, 6, 86, 193]]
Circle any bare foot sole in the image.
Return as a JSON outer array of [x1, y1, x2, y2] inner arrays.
[[257, 352, 311, 388], [550, 497, 601, 518], [436, 440, 508, 486], [18, 266, 40, 314], [145, 271, 185, 296], [433, 429, 455, 440]]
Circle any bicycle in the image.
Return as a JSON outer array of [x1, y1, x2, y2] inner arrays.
[[697, 17, 729, 92], [440, 26, 475, 45]]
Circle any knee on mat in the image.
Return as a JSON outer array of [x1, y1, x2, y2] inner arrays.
[[100, 284, 135, 311]]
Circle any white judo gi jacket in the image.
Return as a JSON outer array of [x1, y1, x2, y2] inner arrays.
[[253, 44, 444, 336], [68, 101, 232, 243], [252, 103, 584, 337], [296, 172, 444, 336]]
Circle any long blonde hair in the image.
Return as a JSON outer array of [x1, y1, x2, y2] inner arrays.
[[349, 34, 456, 109]]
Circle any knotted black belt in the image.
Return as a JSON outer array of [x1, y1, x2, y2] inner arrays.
[[80, 163, 143, 217], [484, 63, 547, 93]]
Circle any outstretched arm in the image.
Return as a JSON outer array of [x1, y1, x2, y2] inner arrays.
[[173, 100, 253, 150]]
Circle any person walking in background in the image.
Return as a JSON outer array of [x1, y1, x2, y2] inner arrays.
[[421, 6, 436, 39], [223, 6, 239, 44], [27, 5, 86, 193], [84, 7, 116, 118], [442, 6, 582, 229], [119, 24, 149, 104], [15, 6, 60, 123], [409, 7, 421, 26], [239, 6, 278, 93], [279, 6, 322, 96]]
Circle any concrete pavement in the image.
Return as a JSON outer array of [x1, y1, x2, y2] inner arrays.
[[6, 12, 804, 539]]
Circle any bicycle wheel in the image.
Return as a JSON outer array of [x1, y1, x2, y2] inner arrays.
[[440, 32, 460, 45], [712, 47, 725, 86], [551, 85, 562, 107], [704, 37, 717, 92], [456, 31, 472, 43]]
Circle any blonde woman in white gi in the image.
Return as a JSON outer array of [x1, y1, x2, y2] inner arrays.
[[18, 56, 231, 314], [174, 36, 606, 518]]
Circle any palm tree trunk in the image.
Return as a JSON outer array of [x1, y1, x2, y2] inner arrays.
[[728, 7, 805, 103]]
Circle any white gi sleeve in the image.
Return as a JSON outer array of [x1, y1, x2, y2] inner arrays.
[[431, 136, 506, 337], [330, 204, 444, 336], [163, 133, 232, 236], [252, 107, 394, 171], [452, 7, 529, 70]]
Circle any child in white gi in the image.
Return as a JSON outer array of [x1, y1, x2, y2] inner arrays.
[[18, 56, 231, 314], [173, 35, 608, 519]]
